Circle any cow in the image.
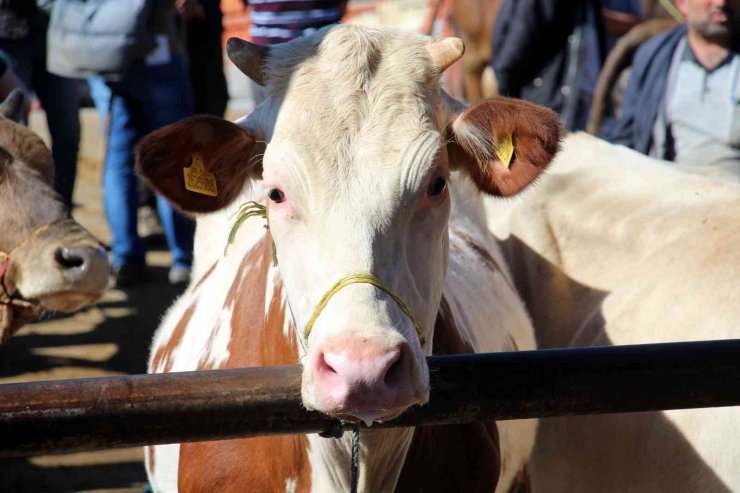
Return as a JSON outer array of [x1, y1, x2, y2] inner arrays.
[[486, 132, 740, 492], [135, 25, 562, 493], [0, 90, 109, 342]]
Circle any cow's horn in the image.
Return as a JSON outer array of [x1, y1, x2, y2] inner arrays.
[[227, 38, 269, 86], [427, 37, 465, 73], [0, 89, 26, 122]]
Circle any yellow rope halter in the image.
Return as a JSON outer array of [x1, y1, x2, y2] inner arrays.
[[226, 201, 427, 350], [303, 273, 426, 349], [0, 221, 56, 303]]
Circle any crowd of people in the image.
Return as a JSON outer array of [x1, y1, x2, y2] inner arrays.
[[493, 0, 740, 178], [0, 0, 736, 288]]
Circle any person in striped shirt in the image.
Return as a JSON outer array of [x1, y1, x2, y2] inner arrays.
[[245, 0, 347, 45]]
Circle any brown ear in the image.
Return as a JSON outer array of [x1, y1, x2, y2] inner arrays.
[[135, 115, 264, 214], [450, 97, 562, 197]]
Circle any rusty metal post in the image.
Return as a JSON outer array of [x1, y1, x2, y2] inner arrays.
[[2, 339, 740, 458]]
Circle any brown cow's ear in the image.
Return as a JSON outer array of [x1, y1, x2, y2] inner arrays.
[[449, 97, 562, 197], [135, 115, 265, 214]]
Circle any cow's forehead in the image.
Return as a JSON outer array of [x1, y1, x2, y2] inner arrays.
[[254, 25, 447, 189], [260, 25, 444, 139]]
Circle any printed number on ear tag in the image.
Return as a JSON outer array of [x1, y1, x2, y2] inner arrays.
[[493, 133, 514, 168], [184, 153, 218, 196]]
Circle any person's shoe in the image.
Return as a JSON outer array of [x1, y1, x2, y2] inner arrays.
[[137, 205, 164, 238], [168, 266, 191, 286], [112, 264, 150, 288]]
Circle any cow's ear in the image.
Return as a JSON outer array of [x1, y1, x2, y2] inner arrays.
[[135, 115, 264, 214], [448, 97, 562, 197]]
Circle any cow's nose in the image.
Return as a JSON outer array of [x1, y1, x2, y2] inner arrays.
[[313, 340, 417, 418], [54, 246, 108, 284]]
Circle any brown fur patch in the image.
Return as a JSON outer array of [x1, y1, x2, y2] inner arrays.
[[395, 296, 501, 492], [178, 234, 309, 492], [191, 260, 218, 292], [146, 447, 155, 479], [135, 115, 265, 214], [151, 304, 195, 374], [451, 97, 561, 197]]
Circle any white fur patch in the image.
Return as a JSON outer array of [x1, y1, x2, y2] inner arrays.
[[285, 477, 297, 493]]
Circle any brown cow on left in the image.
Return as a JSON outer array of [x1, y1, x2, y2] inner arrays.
[[0, 90, 109, 342]]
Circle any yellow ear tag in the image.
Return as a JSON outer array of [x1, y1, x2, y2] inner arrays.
[[493, 133, 515, 168], [183, 153, 218, 197]]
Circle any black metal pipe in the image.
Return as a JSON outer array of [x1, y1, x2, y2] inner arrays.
[[1, 339, 740, 458]]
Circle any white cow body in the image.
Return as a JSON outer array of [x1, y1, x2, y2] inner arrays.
[[488, 133, 740, 492], [149, 175, 537, 492], [137, 25, 562, 493]]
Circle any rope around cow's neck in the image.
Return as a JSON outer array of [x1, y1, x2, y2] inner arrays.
[[319, 421, 361, 493], [350, 424, 360, 493]]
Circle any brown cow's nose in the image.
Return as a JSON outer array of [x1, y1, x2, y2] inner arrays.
[[54, 246, 108, 283], [312, 340, 417, 420]]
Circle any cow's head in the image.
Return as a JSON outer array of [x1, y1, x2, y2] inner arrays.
[[137, 26, 560, 423], [0, 90, 109, 342]]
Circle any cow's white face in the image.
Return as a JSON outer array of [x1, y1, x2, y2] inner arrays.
[[262, 123, 449, 422], [136, 25, 561, 424]]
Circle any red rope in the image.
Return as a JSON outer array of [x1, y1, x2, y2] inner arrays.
[[0, 256, 9, 300]]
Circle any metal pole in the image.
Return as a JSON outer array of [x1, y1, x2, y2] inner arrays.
[[2, 339, 740, 458]]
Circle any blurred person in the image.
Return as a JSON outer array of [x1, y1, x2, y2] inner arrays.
[[0, 0, 81, 210], [179, 0, 229, 117], [603, 0, 644, 43], [49, 0, 196, 287], [491, 0, 607, 131], [609, 0, 740, 177], [245, 0, 346, 45]]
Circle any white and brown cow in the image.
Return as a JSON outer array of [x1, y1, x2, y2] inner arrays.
[[487, 133, 740, 492], [136, 25, 561, 492], [0, 91, 109, 342]]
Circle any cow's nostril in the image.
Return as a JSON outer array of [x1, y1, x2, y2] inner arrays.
[[319, 353, 338, 374], [55, 247, 86, 270], [383, 350, 404, 387]]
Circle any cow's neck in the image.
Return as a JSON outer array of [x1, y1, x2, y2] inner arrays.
[[308, 427, 415, 492]]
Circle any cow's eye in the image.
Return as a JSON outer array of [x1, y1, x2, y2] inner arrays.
[[427, 177, 447, 196], [268, 188, 285, 203]]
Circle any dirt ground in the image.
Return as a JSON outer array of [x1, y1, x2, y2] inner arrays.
[[0, 158, 187, 492]]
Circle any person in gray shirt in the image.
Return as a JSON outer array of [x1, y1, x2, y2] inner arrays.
[[610, 0, 740, 179]]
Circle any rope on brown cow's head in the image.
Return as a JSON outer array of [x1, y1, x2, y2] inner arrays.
[[0, 221, 58, 305]]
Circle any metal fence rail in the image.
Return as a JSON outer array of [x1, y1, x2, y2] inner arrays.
[[2, 339, 740, 458]]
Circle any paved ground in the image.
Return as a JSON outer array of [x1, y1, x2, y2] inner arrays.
[[0, 152, 187, 492]]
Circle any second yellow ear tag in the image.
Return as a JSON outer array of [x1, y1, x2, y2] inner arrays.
[[183, 153, 218, 197], [493, 133, 514, 168]]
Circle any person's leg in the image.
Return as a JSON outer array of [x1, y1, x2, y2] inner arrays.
[[35, 71, 81, 210], [87, 77, 111, 130], [156, 194, 194, 270], [139, 56, 195, 274], [103, 88, 147, 271]]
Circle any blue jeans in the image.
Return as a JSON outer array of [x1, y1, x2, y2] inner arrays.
[[93, 57, 195, 269], [0, 35, 81, 210]]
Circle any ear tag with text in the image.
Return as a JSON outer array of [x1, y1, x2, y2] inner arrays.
[[493, 133, 514, 168], [183, 153, 218, 196]]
